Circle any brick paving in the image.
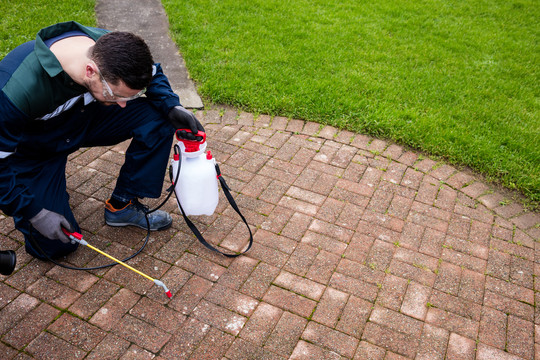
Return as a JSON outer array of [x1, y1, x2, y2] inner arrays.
[[1, 110, 539, 359]]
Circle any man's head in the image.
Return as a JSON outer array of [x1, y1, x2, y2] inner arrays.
[[89, 31, 153, 91]]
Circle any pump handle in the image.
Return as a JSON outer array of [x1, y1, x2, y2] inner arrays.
[[175, 129, 206, 142], [175, 129, 207, 152]]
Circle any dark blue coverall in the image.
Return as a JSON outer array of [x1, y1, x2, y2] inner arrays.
[[0, 22, 179, 259]]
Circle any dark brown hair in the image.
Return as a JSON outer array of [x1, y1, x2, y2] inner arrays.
[[90, 32, 153, 90]]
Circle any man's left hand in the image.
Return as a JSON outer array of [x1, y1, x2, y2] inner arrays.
[[168, 106, 205, 140]]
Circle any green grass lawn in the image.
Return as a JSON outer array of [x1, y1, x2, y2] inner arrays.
[[163, 0, 539, 206], [0, 0, 95, 59]]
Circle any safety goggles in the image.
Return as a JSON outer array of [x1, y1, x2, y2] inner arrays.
[[94, 62, 146, 102]]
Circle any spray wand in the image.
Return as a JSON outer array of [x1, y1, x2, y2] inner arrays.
[[62, 229, 172, 298]]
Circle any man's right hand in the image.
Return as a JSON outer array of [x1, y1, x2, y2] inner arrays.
[[29, 209, 74, 244], [167, 106, 205, 140]]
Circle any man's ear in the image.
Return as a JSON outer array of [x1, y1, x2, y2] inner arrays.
[[85, 63, 97, 78]]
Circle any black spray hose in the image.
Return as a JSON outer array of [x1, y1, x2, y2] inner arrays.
[[27, 145, 182, 271]]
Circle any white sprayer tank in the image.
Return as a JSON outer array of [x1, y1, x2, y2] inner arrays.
[[171, 131, 219, 216]]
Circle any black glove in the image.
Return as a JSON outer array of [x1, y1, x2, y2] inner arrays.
[[29, 209, 74, 244], [167, 106, 205, 140]]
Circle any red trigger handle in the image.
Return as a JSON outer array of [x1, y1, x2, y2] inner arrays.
[[61, 227, 83, 240]]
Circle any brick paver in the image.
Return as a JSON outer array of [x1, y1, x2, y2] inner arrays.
[[2, 7, 539, 359]]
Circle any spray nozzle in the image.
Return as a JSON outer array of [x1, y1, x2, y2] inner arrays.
[[154, 279, 173, 298]]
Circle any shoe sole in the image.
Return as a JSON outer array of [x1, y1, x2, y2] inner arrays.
[[105, 220, 172, 231]]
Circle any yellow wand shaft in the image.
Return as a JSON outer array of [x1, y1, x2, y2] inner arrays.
[[84, 243, 155, 282], [64, 231, 172, 298]]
